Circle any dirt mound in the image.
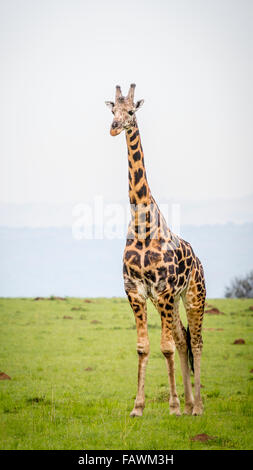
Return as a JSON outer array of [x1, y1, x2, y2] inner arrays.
[[233, 338, 245, 344], [0, 372, 11, 380], [63, 315, 73, 320], [204, 328, 224, 331], [84, 299, 92, 303], [84, 367, 93, 372], [190, 433, 216, 442], [90, 320, 102, 324], [249, 306, 253, 311], [205, 307, 224, 315]]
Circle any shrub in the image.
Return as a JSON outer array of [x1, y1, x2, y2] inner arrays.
[[225, 270, 253, 298]]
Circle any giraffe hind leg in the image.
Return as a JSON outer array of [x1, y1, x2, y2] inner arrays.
[[182, 260, 206, 415], [155, 295, 181, 416], [171, 298, 194, 415]]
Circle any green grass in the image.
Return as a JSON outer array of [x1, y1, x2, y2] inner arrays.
[[0, 297, 253, 450]]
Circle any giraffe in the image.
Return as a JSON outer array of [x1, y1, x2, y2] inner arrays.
[[105, 84, 206, 417]]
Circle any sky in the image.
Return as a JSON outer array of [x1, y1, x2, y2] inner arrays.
[[0, 0, 252, 206]]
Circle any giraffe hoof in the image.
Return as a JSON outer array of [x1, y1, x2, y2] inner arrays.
[[184, 403, 194, 415], [130, 408, 143, 417], [192, 405, 203, 416], [169, 406, 181, 416]]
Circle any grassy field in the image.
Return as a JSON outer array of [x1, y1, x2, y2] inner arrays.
[[0, 297, 253, 450]]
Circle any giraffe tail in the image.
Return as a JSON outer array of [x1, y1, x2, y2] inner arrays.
[[186, 326, 194, 373]]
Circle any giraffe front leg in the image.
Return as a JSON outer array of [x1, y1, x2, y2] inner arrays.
[[128, 293, 149, 417]]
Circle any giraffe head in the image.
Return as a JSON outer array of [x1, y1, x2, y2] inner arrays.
[[105, 84, 144, 136]]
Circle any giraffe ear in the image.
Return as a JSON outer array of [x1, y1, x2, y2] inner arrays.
[[135, 99, 144, 111], [105, 101, 114, 111]]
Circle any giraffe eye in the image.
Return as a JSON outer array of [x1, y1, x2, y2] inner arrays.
[[128, 110, 134, 116]]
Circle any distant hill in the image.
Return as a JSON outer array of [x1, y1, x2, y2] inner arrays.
[[0, 194, 253, 227], [0, 224, 252, 298]]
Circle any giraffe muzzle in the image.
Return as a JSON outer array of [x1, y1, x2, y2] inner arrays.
[[110, 121, 123, 136]]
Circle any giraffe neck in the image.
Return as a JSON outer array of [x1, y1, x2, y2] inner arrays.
[[126, 123, 151, 206], [125, 123, 169, 240]]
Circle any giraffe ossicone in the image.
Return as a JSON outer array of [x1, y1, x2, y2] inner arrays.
[[106, 84, 206, 417]]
